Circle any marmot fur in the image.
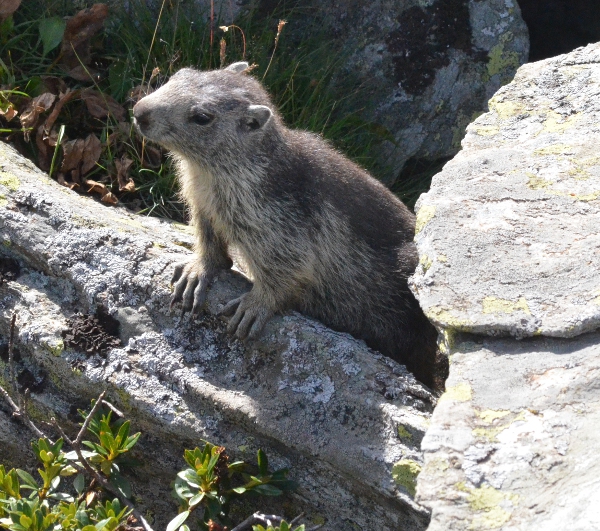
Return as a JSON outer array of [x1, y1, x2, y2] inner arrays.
[[133, 62, 438, 387]]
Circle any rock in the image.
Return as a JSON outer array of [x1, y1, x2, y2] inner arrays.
[[414, 43, 600, 529], [0, 142, 434, 530], [418, 332, 600, 530], [310, 0, 530, 181], [412, 43, 600, 340], [133, 0, 529, 183]]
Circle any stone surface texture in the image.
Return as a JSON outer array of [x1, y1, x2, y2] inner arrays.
[[0, 142, 434, 530], [414, 43, 600, 530], [141, 0, 529, 181], [311, 0, 529, 180], [412, 43, 600, 339]]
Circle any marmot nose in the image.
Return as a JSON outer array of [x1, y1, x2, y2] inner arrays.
[[132, 102, 152, 131]]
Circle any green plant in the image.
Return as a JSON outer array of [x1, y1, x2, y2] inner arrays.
[[169, 445, 296, 530], [0, 0, 404, 223]]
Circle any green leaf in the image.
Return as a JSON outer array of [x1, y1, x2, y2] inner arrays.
[[94, 517, 111, 530], [122, 432, 140, 451], [188, 492, 205, 508], [231, 486, 247, 494], [73, 474, 85, 495], [115, 421, 130, 446], [38, 17, 66, 56], [166, 511, 190, 531], [109, 473, 131, 500], [257, 449, 268, 476], [48, 492, 73, 502], [15, 471, 37, 489], [253, 484, 283, 496]]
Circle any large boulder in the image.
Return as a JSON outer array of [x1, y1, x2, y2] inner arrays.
[[413, 42, 600, 529], [159, 0, 530, 183], [0, 142, 435, 530]]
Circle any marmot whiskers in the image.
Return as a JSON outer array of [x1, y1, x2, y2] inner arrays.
[[133, 62, 438, 387]]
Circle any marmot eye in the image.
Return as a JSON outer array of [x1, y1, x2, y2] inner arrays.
[[190, 111, 214, 125]]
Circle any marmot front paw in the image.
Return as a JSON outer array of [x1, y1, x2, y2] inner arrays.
[[170, 261, 218, 315], [220, 291, 274, 340]]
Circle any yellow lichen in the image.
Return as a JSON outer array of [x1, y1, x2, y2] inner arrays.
[[425, 306, 471, 330], [539, 112, 581, 135], [439, 382, 472, 403], [488, 96, 526, 120], [533, 143, 575, 156], [397, 425, 413, 440], [43, 339, 64, 357], [419, 254, 433, 272], [478, 410, 511, 423], [0, 172, 20, 192], [465, 484, 519, 530], [391, 459, 422, 497], [474, 125, 500, 137], [425, 457, 449, 473], [415, 205, 436, 234], [437, 254, 448, 263], [486, 32, 521, 81], [482, 296, 530, 315]]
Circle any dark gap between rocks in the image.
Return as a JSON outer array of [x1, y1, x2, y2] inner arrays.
[[519, 0, 600, 61]]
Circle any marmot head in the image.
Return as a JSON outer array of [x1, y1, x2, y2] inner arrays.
[[133, 62, 278, 164]]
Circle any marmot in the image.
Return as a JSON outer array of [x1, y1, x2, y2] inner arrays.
[[133, 62, 439, 387]]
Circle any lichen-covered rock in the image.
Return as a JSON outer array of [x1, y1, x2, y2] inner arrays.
[[0, 142, 434, 530], [413, 42, 600, 530], [412, 43, 600, 339], [315, 0, 529, 180], [418, 332, 600, 530], [160, 0, 529, 182]]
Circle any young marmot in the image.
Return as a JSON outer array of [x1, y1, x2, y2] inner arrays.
[[133, 62, 438, 387]]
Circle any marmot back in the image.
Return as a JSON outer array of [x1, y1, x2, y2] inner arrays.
[[133, 62, 439, 387]]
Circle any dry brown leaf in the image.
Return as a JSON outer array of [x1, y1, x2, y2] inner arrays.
[[35, 125, 52, 171], [60, 134, 102, 176], [19, 93, 56, 140], [44, 89, 77, 134], [60, 3, 109, 71], [0, 0, 21, 21], [66, 64, 100, 83], [83, 178, 118, 204], [83, 178, 107, 195], [41, 76, 69, 95], [115, 155, 135, 192], [0, 104, 18, 122], [81, 88, 126, 122], [100, 191, 118, 204]]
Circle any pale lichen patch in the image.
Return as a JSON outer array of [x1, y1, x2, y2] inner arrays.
[[391, 459, 421, 497], [439, 382, 472, 403], [415, 205, 436, 234], [482, 296, 530, 315], [0, 172, 20, 191]]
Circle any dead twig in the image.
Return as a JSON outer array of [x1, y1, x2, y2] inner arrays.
[[53, 391, 155, 531], [0, 312, 49, 439], [230, 512, 322, 531]]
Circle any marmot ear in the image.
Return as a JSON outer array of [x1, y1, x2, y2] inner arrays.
[[225, 62, 249, 74], [244, 105, 273, 131]]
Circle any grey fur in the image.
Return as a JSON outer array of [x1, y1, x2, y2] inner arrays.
[[133, 65, 438, 386]]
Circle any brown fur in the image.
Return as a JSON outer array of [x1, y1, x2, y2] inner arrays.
[[133, 63, 438, 387]]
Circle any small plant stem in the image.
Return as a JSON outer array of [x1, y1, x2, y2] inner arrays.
[[0, 312, 49, 439], [142, 0, 167, 89], [8, 312, 17, 394], [53, 392, 155, 531], [48, 124, 65, 179], [263, 20, 286, 80]]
